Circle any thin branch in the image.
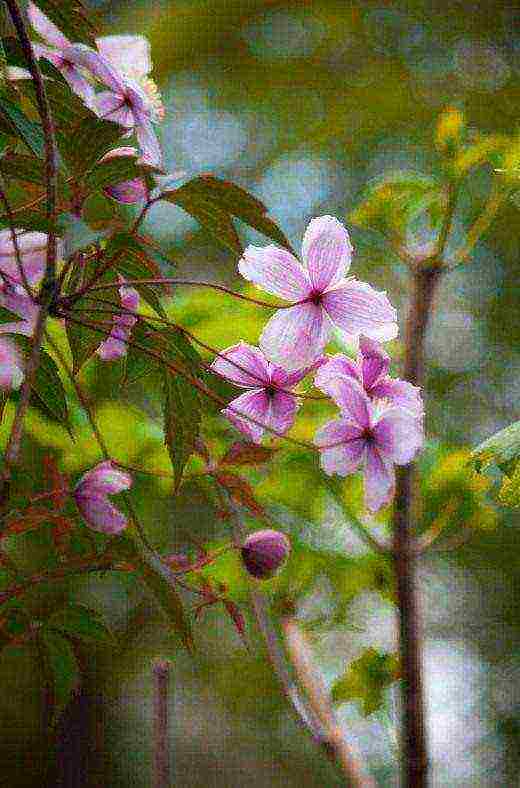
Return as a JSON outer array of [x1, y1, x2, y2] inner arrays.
[[64, 277, 286, 309], [152, 659, 171, 788], [0, 0, 59, 507]]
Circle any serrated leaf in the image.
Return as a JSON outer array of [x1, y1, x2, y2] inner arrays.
[[40, 626, 80, 725], [219, 441, 278, 467], [163, 368, 201, 492], [105, 232, 166, 316], [24, 77, 92, 129], [0, 93, 45, 157], [0, 210, 59, 234], [48, 604, 115, 645], [0, 152, 47, 185], [163, 186, 242, 255], [331, 648, 400, 716], [214, 471, 266, 518], [14, 339, 69, 426]]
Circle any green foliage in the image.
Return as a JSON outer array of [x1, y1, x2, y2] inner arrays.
[[162, 175, 293, 255], [331, 648, 400, 716], [47, 604, 115, 645], [163, 369, 201, 492], [39, 626, 80, 725], [0, 93, 46, 157], [471, 421, 520, 508]]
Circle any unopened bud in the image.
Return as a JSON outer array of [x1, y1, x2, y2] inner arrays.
[[241, 529, 290, 579]]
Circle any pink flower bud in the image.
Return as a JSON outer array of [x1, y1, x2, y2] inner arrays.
[[241, 529, 290, 579], [100, 146, 148, 204], [74, 460, 132, 534]]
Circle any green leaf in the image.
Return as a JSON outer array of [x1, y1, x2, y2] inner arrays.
[[40, 626, 80, 725], [0, 152, 47, 185], [105, 232, 166, 316], [59, 117, 124, 174], [24, 77, 92, 129], [35, 1, 95, 47], [137, 553, 194, 651], [0, 93, 46, 157], [162, 175, 293, 255], [84, 156, 143, 192], [331, 648, 400, 716], [163, 185, 242, 255], [48, 604, 115, 645], [13, 339, 69, 427], [471, 420, 520, 474], [163, 367, 201, 492]]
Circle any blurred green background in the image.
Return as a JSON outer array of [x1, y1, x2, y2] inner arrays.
[[1, 0, 520, 785]]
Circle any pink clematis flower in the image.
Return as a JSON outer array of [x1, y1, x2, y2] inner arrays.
[[64, 35, 164, 169], [0, 282, 39, 337], [0, 337, 24, 390], [211, 341, 317, 443], [99, 146, 148, 204], [315, 336, 424, 418], [0, 228, 63, 288], [314, 377, 423, 512], [96, 277, 139, 361], [74, 460, 132, 534], [27, 2, 96, 109], [238, 216, 398, 372]]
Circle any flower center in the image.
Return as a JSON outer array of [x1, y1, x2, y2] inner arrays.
[[308, 290, 322, 306], [362, 428, 375, 445], [265, 384, 276, 399]]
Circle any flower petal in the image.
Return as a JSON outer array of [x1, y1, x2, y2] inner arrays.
[[223, 389, 270, 443], [267, 391, 298, 434], [322, 279, 398, 342], [0, 229, 61, 286], [371, 377, 424, 418], [77, 460, 132, 495], [373, 409, 424, 464], [211, 342, 270, 388], [135, 117, 163, 169], [96, 35, 152, 78], [324, 375, 371, 428], [364, 447, 395, 512], [314, 353, 362, 399], [238, 245, 310, 301], [314, 417, 365, 477], [358, 336, 390, 389], [27, 2, 69, 48], [64, 44, 126, 93], [61, 64, 97, 111], [270, 355, 326, 388], [0, 337, 24, 390], [301, 215, 353, 291], [75, 493, 128, 534], [96, 91, 134, 126], [260, 302, 331, 372]]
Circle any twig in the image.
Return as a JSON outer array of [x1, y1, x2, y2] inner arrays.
[[152, 659, 171, 788], [282, 617, 375, 788], [225, 495, 373, 786], [0, 0, 59, 507]]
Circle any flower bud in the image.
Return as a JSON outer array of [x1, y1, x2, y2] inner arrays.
[[100, 147, 148, 204], [241, 529, 290, 579]]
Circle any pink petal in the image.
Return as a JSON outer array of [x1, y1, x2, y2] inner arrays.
[[119, 279, 140, 312], [364, 446, 395, 512], [96, 91, 134, 127], [238, 245, 310, 301], [269, 356, 324, 388], [61, 64, 97, 111], [372, 409, 424, 465], [324, 375, 371, 428], [314, 353, 362, 398], [223, 389, 270, 444], [358, 336, 390, 389], [321, 279, 398, 342], [211, 342, 270, 388], [64, 44, 126, 93], [77, 460, 132, 495], [267, 391, 298, 434], [0, 229, 58, 286], [260, 302, 331, 372], [96, 35, 152, 78], [27, 2, 69, 48], [75, 492, 128, 534], [0, 337, 24, 390], [105, 178, 147, 204], [370, 377, 424, 418], [314, 417, 365, 476], [301, 215, 353, 292], [135, 118, 163, 169]]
